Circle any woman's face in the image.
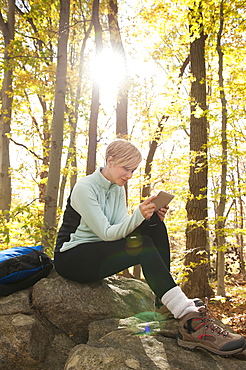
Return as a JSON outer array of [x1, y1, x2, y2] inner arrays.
[[106, 159, 137, 186]]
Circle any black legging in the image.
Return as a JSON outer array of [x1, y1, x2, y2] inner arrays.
[[54, 215, 176, 299]]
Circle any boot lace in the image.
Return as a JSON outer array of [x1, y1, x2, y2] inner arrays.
[[199, 300, 229, 338]]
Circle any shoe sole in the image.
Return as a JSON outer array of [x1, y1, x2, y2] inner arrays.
[[176, 336, 246, 357]]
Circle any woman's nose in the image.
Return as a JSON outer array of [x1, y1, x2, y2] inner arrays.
[[126, 170, 132, 179]]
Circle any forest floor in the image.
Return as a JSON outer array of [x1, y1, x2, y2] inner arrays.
[[209, 274, 246, 337]]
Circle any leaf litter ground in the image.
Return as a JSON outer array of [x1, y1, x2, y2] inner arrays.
[[209, 274, 246, 337]]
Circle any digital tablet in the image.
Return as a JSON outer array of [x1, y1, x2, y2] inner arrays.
[[151, 191, 174, 210]]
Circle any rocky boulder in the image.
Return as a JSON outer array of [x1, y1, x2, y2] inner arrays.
[[32, 269, 153, 344], [65, 317, 246, 370], [0, 269, 245, 370]]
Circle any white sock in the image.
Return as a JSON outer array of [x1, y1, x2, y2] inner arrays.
[[161, 286, 198, 319]]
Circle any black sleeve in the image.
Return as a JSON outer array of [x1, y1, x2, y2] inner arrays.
[[55, 193, 81, 252]]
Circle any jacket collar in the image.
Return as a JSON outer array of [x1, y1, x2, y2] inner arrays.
[[93, 167, 118, 191]]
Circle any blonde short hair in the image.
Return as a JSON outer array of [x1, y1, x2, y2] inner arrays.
[[106, 140, 142, 169]]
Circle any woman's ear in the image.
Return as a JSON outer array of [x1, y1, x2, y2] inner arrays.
[[107, 156, 114, 167]]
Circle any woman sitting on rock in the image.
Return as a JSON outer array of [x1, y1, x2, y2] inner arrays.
[[54, 139, 245, 357]]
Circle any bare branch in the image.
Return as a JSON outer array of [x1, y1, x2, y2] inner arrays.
[[9, 137, 42, 160]]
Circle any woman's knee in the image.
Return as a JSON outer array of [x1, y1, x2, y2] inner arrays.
[[124, 233, 155, 256]]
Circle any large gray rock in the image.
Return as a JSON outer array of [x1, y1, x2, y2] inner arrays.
[[0, 269, 245, 369], [0, 270, 154, 369], [32, 271, 153, 343], [0, 313, 52, 370], [0, 289, 34, 315], [65, 317, 246, 370]]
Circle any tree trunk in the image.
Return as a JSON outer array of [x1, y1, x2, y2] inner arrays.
[[183, 3, 212, 299], [86, 0, 102, 176], [43, 0, 70, 248], [107, 0, 130, 276], [58, 21, 93, 210], [215, 0, 227, 297], [37, 93, 52, 202], [235, 151, 245, 278], [108, 0, 128, 137], [58, 114, 77, 211], [39, 115, 51, 201], [0, 0, 15, 212]]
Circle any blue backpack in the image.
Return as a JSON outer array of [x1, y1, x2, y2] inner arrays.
[[0, 245, 52, 296]]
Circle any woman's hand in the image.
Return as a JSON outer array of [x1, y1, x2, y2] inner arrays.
[[139, 196, 157, 220], [157, 206, 169, 222]]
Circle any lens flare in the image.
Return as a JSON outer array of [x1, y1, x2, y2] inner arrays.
[[125, 232, 143, 256]]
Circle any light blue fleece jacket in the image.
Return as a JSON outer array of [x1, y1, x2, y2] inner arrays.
[[60, 167, 145, 252]]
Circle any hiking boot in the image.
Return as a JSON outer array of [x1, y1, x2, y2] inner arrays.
[[177, 305, 246, 356]]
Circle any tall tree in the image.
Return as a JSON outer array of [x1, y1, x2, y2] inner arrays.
[[215, 0, 228, 296], [108, 0, 128, 136], [234, 141, 245, 278], [43, 0, 70, 248], [86, 0, 102, 175], [58, 7, 93, 210], [183, 2, 212, 299], [0, 0, 15, 212]]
